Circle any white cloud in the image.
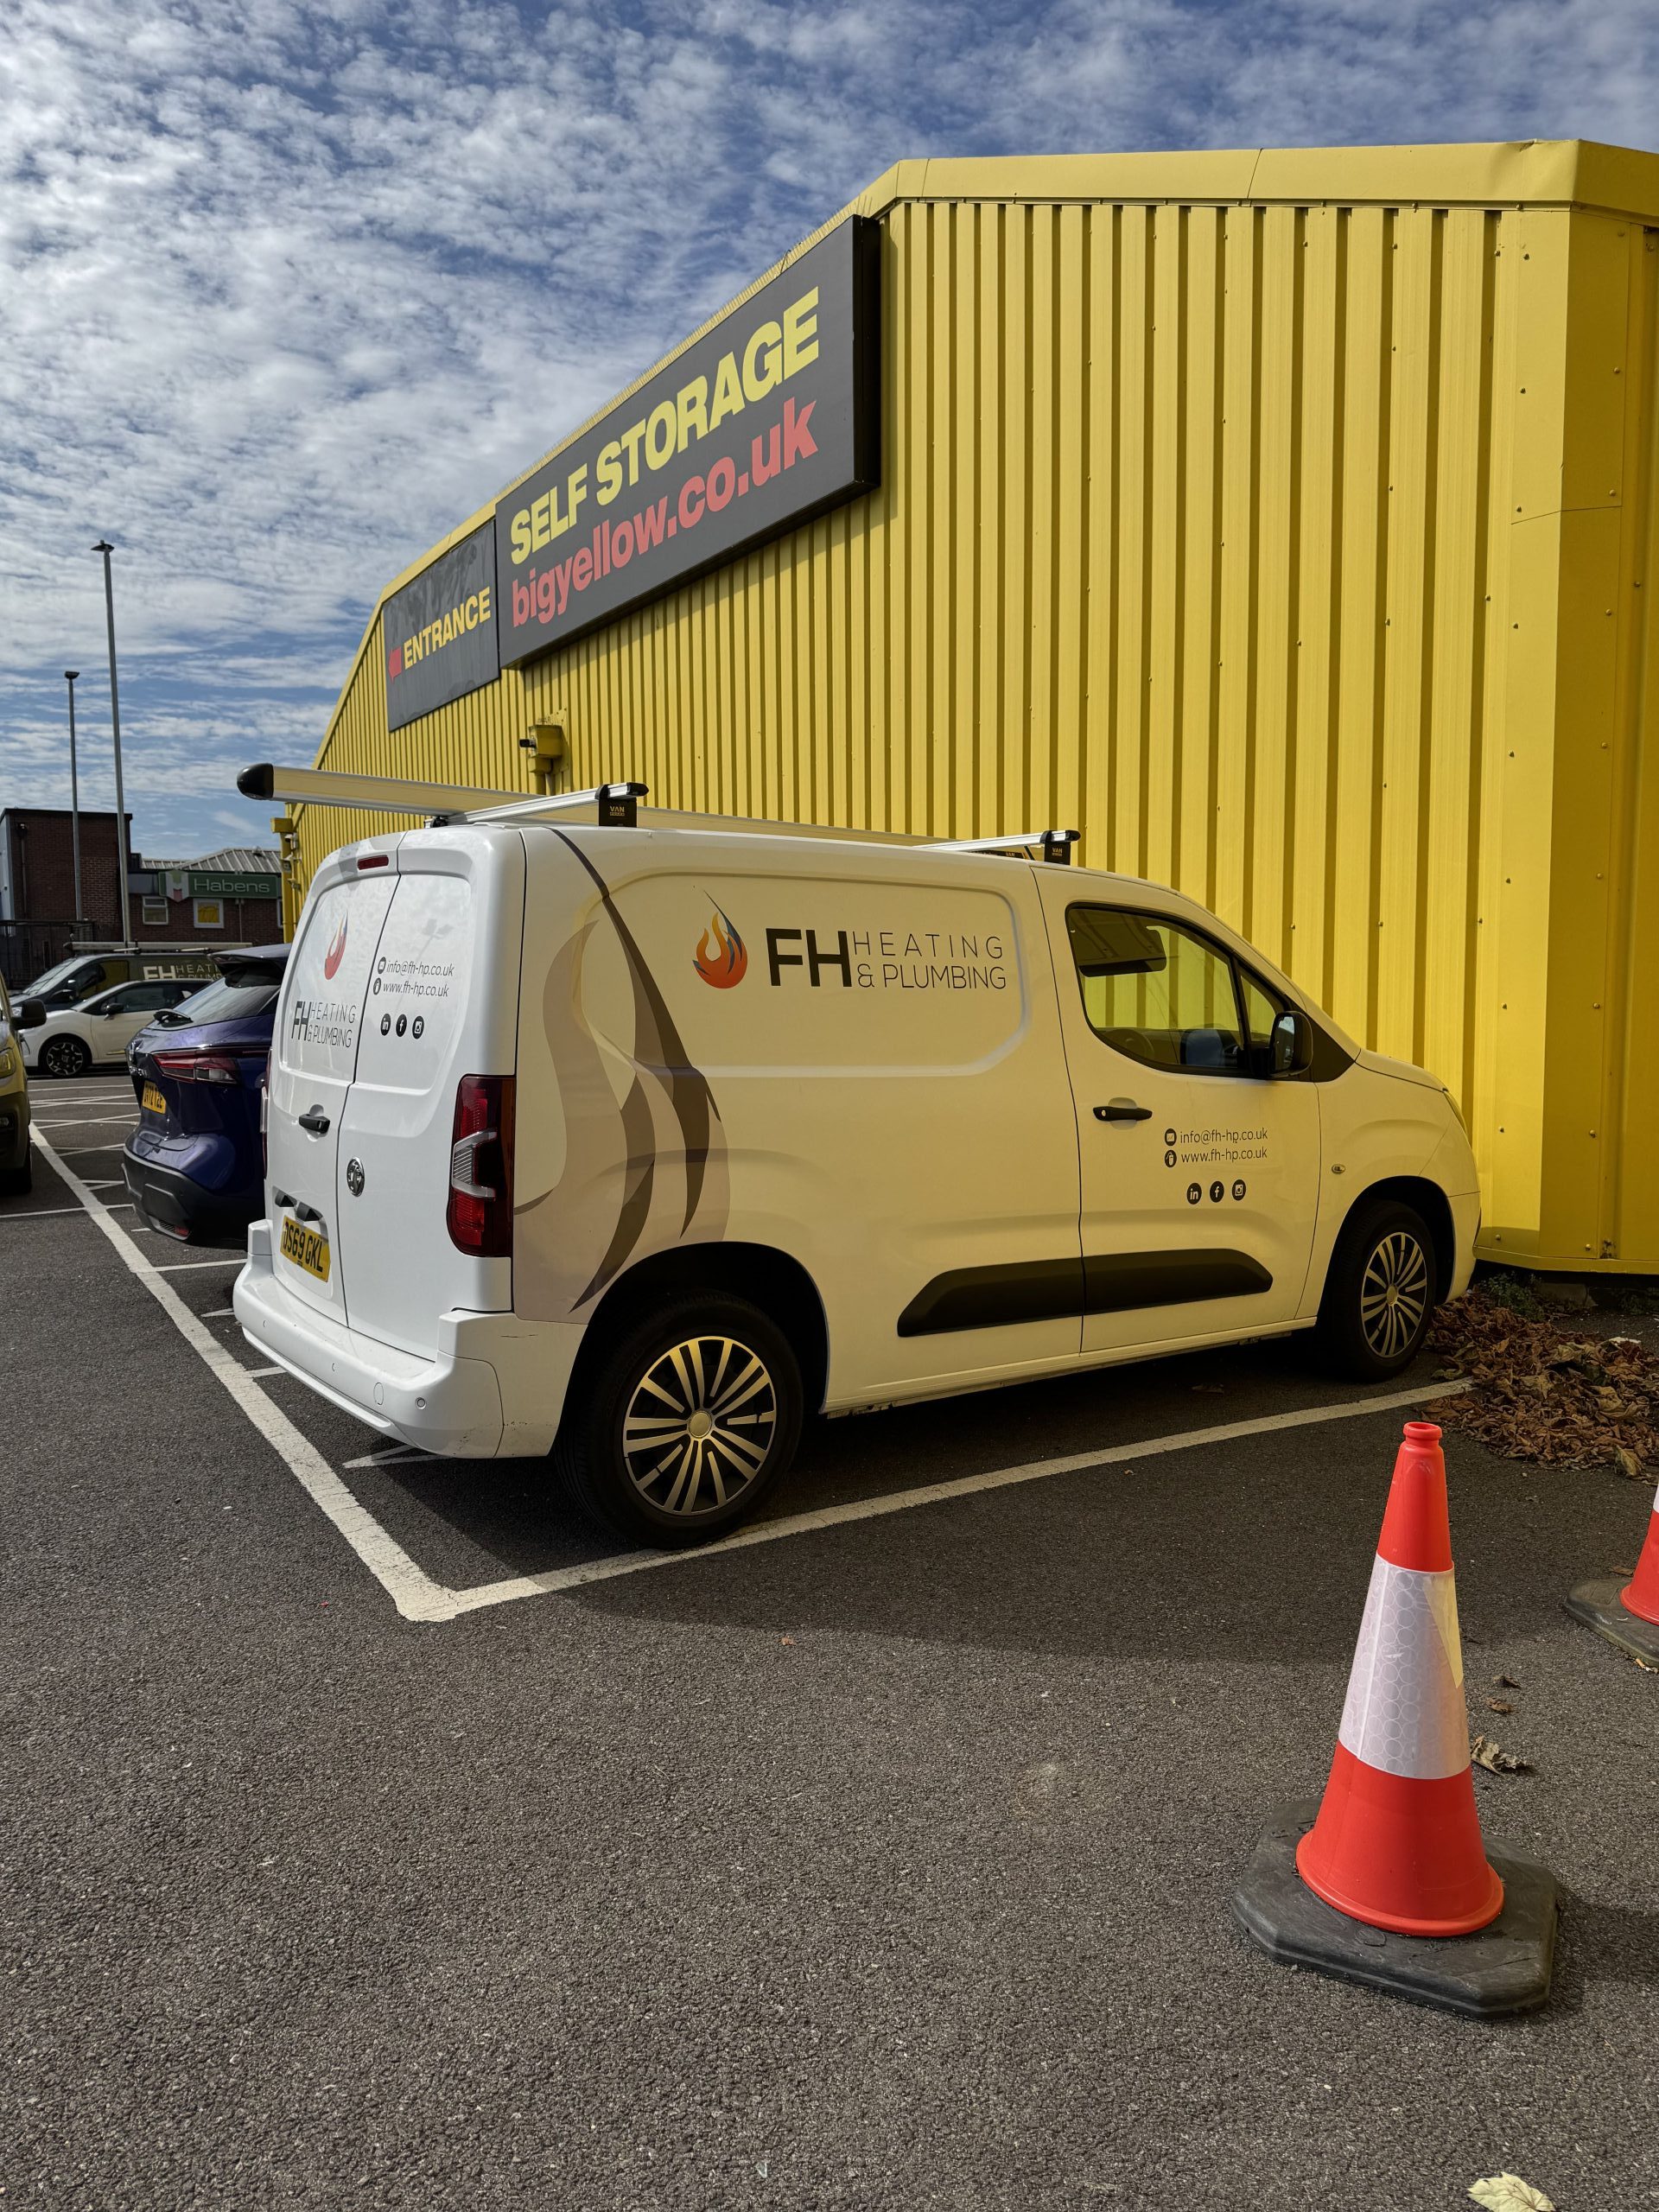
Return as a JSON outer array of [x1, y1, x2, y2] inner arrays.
[[1, 0, 1656, 858]]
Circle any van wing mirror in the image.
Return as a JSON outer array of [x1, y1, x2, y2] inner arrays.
[[1271, 1008, 1313, 1076], [16, 1000, 46, 1030]]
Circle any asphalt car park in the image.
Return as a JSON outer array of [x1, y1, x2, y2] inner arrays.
[[4, 1079, 1656, 2210]]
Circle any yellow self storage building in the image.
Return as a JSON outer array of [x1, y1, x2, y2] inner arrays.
[[293, 139, 1659, 1276]]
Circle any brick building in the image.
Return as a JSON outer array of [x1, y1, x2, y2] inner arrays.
[[130, 848, 283, 948], [0, 810, 281, 985], [0, 807, 137, 983]]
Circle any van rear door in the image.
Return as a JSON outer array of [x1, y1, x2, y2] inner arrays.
[[266, 855, 398, 1325], [330, 830, 524, 1356]]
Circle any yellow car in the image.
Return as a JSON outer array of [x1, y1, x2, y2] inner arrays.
[[0, 975, 32, 1196]]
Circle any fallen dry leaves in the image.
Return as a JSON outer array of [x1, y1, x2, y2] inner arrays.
[[1469, 2177, 1556, 2212], [1426, 1289, 1656, 1478], [1471, 1732, 1532, 1776]]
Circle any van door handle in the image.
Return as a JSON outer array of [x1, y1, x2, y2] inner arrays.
[[1094, 1102, 1152, 1122], [297, 1107, 330, 1135]]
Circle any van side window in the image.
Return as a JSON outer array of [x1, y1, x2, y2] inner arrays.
[[1065, 906, 1248, 1077]]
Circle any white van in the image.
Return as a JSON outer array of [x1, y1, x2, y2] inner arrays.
[[234, 780, 1478, 1545]]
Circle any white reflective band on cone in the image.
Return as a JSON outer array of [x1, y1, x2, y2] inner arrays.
[[1336, 1554, 1470, 1782]]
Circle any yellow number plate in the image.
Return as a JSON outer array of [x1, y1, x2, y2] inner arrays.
[[142, 1083, 168, 1116], [280, 1216, 332, 1282]]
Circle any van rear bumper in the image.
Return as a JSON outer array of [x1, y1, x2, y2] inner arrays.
[[233, 1221, 575, 1459]]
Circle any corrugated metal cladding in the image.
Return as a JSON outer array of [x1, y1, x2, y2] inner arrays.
[[298, 143, 1659, 1274]]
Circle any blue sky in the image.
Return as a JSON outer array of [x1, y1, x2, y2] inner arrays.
[[3, 0, 1656, 861]]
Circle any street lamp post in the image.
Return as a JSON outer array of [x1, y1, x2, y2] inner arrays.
[[92, 539, 132, 941], [63, 670, 85, 933]]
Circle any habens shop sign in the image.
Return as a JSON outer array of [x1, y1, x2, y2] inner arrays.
[[494, 218, 880, 664]]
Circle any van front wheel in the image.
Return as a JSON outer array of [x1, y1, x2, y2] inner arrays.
[[1317, 1198, 1436, 1381], [555, 1294, 804, 1547]]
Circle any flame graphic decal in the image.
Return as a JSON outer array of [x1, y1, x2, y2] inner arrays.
[[693, 905, 747, 988], [322, 918, 348, 980]]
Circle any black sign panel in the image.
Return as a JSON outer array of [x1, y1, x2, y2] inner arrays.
[[494, 218, 880, 664], [385, 523, 500, 731]]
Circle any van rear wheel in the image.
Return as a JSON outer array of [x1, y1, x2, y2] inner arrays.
[[555, 1294, 804, 1547], [1317, 1197, 1436, 1381]]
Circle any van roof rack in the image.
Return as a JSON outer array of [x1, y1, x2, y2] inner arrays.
[[238, 762, 1079, 859], [928, 829, 1078, 864]]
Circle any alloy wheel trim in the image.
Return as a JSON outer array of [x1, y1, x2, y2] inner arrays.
[[621, 1333, 778, 1517], [42, 1039, 85, 1077], [1360, 1230, 1430, 1358]]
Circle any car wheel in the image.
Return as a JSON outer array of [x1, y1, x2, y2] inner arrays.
[[554, 1293, 804, 1547], [1317, 1198, 1437, 1381], [39, 1034, 91, 1078]]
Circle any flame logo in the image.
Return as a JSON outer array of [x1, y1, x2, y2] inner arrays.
[[693, 904, 747, 988], [322, 918, 349, 980]]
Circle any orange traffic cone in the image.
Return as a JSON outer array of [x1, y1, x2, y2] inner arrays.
[[1619, 1481, 1659, 1626], [1294, 1421, 1503, 1936], [1566, 1475, 1659, 1664], [1234, 1419, 1558, 2016]]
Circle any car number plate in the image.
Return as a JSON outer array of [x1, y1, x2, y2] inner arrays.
[[280, 1216, 331, 1282], [142, 1083, 168, 1116]]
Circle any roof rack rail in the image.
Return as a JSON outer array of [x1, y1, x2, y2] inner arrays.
[[237, 764, 649, 828], [926, 828, 1079, 864], [236, 763, 1077, 858]]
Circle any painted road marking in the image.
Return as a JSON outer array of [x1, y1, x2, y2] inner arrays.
[[0, 1202, 134, 1221], [29, 1125, 448, 1624], [247, 1365, 283, 1378], [153, 1256, 246, 1273], [437, 1377, 1474, 1620], [345, 1446, 432, 1469], [24, 1124, 1476, 1629], [31, 1116, 139, 1128]]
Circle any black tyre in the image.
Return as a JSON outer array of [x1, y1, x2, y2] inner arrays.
[[0, 1152, 31, 1198], [554, 1293, 804, 1547], [1317, 1198, 1437, 1380], [39, 1034, 91, 1078]]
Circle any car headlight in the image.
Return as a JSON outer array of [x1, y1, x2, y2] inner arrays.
[[0, 1046, 12, 1081]]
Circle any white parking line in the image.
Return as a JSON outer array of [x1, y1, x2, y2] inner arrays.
[[153, 1256, 245, 1273], [27, 1122, 1474, 1630], [28, 1125, 450, 1624], [32, 1116, 137, 1128], [438, 1376, 1474, 1619], [0, 1202, 134, 1221], [247, 1365, 283, 1378], [345, 1446, 432, 1469]]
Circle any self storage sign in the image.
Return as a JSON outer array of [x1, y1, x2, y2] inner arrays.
[[385, 522, 500, 732], [495, 218, 880, 664]]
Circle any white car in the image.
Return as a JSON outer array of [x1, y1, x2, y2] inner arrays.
[[20, 977, 201, 1077], [236, 781, 1480, 1548]]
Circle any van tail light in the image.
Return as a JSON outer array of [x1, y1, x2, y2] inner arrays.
[[260, 1052, 270, 1173], [448, 1074, 515, 1257], [151, 1044, 266, 1087]]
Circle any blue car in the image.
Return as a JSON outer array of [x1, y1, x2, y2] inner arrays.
[[123, 945, 288, 1247]]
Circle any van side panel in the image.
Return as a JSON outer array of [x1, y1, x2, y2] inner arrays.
[[512, 831, 1083, 1405]]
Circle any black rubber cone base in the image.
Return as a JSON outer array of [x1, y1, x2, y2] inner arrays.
[[1232, 1800, 1558, 2018], [1564, 1578, 1659, 1665]]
